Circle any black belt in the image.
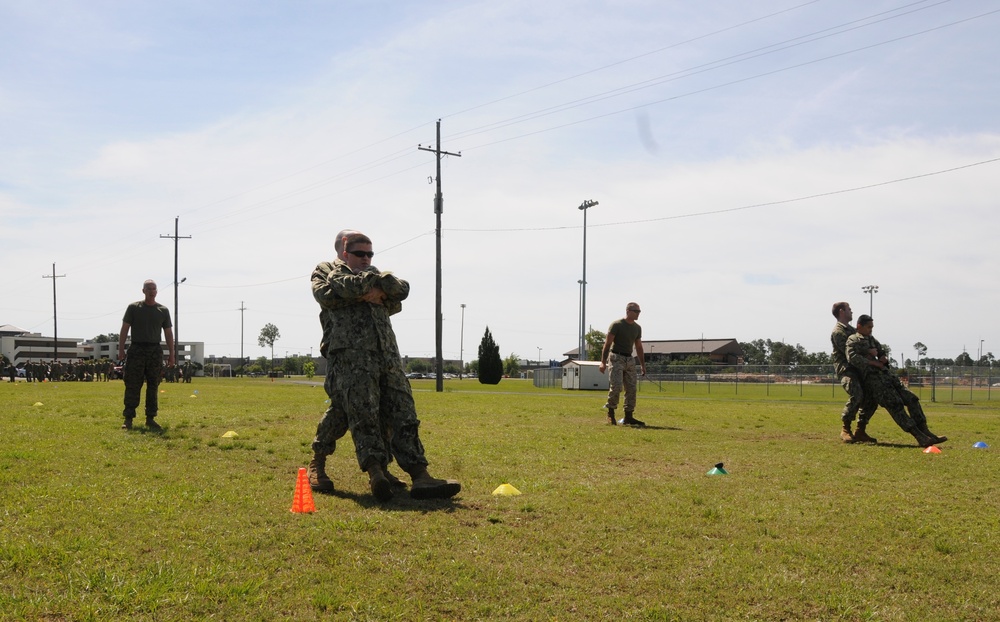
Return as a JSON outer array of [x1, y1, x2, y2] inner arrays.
[[611, 351, 632, 356]]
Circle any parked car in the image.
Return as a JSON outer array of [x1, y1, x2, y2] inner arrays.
[[405, 372, 424, 379]]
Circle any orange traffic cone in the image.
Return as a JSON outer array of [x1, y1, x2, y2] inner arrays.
[[291, 467, 316, 513]]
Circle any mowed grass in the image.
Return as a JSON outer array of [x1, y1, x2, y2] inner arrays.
[[1, 378, 999, 621]]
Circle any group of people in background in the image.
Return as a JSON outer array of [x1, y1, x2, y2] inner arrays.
[[831, 301, 947, 447], [3, 358, 194, 384], [5, 359, 119, 383]]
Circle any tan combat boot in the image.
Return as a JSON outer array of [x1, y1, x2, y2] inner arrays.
[[840, 424, 855, 443], [308, 453, 335, 493], [853, 422, 877, 444]]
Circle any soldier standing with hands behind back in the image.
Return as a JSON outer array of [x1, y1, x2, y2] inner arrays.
[[118, 279, 175, 431]]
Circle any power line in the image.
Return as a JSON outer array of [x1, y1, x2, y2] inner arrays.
[[448, 156, 1000, 233]]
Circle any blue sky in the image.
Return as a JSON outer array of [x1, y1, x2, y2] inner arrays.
[[3, 0, 999, 367]]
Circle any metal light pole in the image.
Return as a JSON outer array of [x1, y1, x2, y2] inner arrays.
[[578, 199, 598, 360], [537, 346, 542, 368], [459, 303, 466, 380], [239, 301, 246, 375], [577, 279, 585, 359], [861, 284, 879, 316]]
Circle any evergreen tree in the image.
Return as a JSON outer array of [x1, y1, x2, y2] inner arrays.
[[477, 326, 503, 385]]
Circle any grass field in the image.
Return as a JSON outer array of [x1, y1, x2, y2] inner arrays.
[[2, 377, 998, 621]]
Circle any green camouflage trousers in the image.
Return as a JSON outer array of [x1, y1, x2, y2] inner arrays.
[[865, 372, 926, 432], [122, 344, 163, 418], [326, 348, 428, 472], [840, 373, 877, 425], [604, 353, 637, 413]]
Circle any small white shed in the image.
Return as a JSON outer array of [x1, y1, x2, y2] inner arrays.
[[562, 360, 609, 391]]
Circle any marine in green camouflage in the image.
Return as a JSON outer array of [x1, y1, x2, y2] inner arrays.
[[832, 320, 876, 426], [122, 344, 164, 418], [846, 331, 925, 432]]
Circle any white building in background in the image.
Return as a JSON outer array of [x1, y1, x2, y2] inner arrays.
[[0, 324, 204, 366]]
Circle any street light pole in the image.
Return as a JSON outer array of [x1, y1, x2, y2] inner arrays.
[[578, 199, 598, 359], [459, 303, 466, 380], [861, 284, 879, 316], [537, 346, 542, 368], [577, 279, 584, 359]]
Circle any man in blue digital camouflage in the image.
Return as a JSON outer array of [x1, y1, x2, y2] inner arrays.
[[307, 229, 406, 494], [311, 231, 460, 502], [846, 315, 947, 448]]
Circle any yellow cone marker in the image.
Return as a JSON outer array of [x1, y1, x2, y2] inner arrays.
[[492, 483, 521, 496], [33, 402, 44, 407], [222, 431, 239, 438]]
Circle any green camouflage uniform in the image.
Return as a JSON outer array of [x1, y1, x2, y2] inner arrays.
[[846, 332, 926, 433], [832, 322, 876, 426], [311, 260, 427, 473], [121, 300, 172, 420]]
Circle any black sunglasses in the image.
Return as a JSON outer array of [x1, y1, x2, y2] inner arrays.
[[347, 250, 374, 258]]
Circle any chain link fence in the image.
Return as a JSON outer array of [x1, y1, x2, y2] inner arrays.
[[638, 364, 997, 403]]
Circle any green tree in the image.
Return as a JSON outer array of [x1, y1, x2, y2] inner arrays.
[[303, 360, 316, 379], [257, 323, 280, 374], [913, 342, 927, 367], [91, 332, 120, 343], [956, 352, 974, 366], [584, 329, 606, 361], [767, 340, 798, 366], [739, 339, 768, 365], [466, 359, 480, 376], [407, 359, 431, 374], [283, 355, 303, 376], [503, 353, 521, 377], [478, 327, 503, 384]]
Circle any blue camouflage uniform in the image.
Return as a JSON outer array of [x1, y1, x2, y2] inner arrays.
[[311, 260, 428, 473]]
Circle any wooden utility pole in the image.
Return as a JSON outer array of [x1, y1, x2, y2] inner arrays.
[[160, 217, 191, 364], [418, 120, 461, 393], [42, 263, 66, 364]]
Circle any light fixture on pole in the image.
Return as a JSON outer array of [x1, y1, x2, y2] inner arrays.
[[578, 199, 598, 359], [459, 303, 466, 380], [537, 346, 542, 367], [861, 284, 879, 316]]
